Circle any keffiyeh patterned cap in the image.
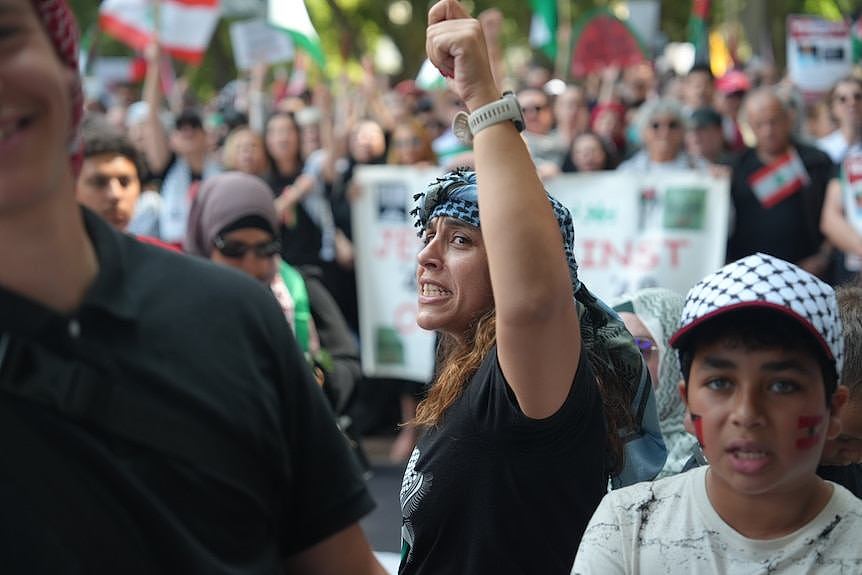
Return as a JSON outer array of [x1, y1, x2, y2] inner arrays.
[[32, 0, 84, 170], [410, 168, 581, 293], [669, 253, 844, 378]]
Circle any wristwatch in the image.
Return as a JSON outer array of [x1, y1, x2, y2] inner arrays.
[[452, 91, 525, 146]]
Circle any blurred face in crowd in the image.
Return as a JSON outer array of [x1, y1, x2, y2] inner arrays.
[[76, 153, 141, 230], [350, 120, 386, 164], [389, 123, 432, 166], [686, 123, 725, 163], [571, 133, 608, 172], [683, 69, 714, 110], [170, 121, 208, 159], [746, 93, 791, 158], [830, 78, 862, 133], [619, 312, 659, 389], [0, 0, 78, 216], [210, 227, 279, 284], [518, 88, 553, 135], [224, 128, 266, 176], [644, 113, 684, 163], [265, 113, 301, 167], [716, 90, 746, 119], [820, 397, 862, 466], [593, 108, 623, 144], [554, 85, 590, 136], [806, 101, 836, 140]]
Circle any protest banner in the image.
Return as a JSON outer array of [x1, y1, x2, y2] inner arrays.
[[353, 167, 730, 382], [229, 19, 294, 70], [353, 167, 441, 383], [787, 15, 852, 102]]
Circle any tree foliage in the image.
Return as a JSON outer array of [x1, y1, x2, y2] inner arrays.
[[68, 0, 860, 94]]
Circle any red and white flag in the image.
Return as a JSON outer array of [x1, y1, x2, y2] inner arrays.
[[747, 149, 810, 208], [99, 0, 221, 65]]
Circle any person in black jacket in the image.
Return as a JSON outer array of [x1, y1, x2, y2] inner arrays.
[[727, 88, 834, 277]]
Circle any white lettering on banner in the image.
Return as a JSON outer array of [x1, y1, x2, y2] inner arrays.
[[353, 167, 730, 382]]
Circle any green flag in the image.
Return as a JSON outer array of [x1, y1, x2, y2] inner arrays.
[[268, 0, 326, 69], [688, 0, 710, 66], [530, 0, 557, 61]]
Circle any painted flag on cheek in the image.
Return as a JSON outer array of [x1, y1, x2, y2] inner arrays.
[[691, 413, 706, 449], [796, 415, 824, 450]]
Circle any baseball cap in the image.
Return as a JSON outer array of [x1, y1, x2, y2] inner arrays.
[[716, 70, 751, 95], [669, 253, 844, 378], [687, 107, 723, 130]]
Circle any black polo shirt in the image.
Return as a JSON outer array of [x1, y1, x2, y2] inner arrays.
[[0, 209, 374, 573]]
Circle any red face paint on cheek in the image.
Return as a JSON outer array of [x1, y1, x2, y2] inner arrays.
[[796, 415, 824, 450], [691, 413, 705, 449]]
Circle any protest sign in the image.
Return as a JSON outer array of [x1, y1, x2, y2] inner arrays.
[[787, 15, 852, 102], [229, 19, 294, 70], [353, 167, 730, 381], [353, 167, 440, 382]]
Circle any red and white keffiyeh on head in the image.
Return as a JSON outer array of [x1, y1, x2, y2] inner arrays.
[[31, 0, 84, 171]]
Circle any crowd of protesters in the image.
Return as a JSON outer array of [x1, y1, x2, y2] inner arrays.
[[5, 0, 862, 572]]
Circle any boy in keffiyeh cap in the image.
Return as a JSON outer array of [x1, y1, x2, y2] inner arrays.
[[574, 253, 862, 574]]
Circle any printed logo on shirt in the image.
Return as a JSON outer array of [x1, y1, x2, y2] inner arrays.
[[400, 448, 432, 567]]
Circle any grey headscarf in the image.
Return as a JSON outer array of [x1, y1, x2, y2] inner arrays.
[[614, 288, 699, 478], [184, 171, 279, 257]]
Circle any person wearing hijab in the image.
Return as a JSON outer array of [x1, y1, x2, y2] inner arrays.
[[185, 171, 362, 415], [0, 3, 383, 571], [614, 288, 702, 477]]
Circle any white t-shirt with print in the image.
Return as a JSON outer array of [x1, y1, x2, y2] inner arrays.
[[572, 465, 862, 574]]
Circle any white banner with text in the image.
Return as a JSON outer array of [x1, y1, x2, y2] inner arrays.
[[353, 166, 730, 382]]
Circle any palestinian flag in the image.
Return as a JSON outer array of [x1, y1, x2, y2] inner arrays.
[[269, 0, 326, 69], [99, 0, 221, 65], [748, 149, 810, 208], [529, 0, 557, 62], [688, 0, 710, 67]]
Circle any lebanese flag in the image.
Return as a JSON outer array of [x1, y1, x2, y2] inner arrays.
[[99, 0, 221, 65], [747, 149, 810, 208]]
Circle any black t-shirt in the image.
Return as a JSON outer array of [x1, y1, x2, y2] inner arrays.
[[727, 143, 833, 264], [267, 171, 324, 267], [399, 346, 607, 575], [818, 464, 862, 498], [0, 209, 374, 573]]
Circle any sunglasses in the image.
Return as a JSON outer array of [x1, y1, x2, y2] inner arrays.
[[213, 235, 281, 259], [650, 120, 681, 131], [633, 336, 658, 360], [837, 93, 862, 104]]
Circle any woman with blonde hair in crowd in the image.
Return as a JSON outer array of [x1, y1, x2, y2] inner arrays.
[[220, 126, 268, 177]]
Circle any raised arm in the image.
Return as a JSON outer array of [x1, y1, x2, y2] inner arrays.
[[426, 0, 581, 419], [820, 177, 862, 257], [141, 40, 172, 176]]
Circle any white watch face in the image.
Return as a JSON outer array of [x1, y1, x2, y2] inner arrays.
[[452, 110, 473, 146]]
